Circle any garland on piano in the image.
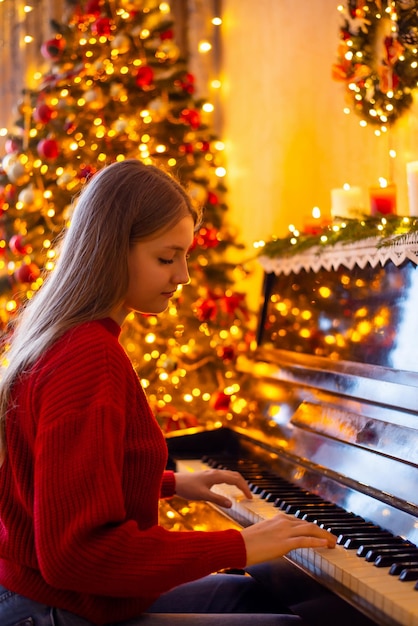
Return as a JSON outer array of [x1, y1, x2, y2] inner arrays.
[[258, 214, 418, 276]]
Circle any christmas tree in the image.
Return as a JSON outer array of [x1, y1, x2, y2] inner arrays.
[[0, 0, 254, 433]]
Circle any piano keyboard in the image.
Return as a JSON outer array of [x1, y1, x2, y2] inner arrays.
[[176, 457, 418, 626]]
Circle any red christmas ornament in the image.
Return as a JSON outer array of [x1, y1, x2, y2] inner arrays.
[[4, 138, 21, 154], [196, 226, 220, 249], [198, 140, 210, 152], [217, 345, 236, 362], [91, 17, 112, 37], [211, 391, 231, 412], [37, 138, 59, 160], [176, 73, 195, 94], [41, 37, 65, 61], [64, 118, 76, 134], [194, 296, 218, 322], [77, 164, 96, 181], [85, 0, 102, 16], [160, 29, 174, 41], [14, 263, 40, 284], [33, 103, 54, 124], [180, 143, 194, 154], [153, 404, 198, 433], [207, 191, 219, 205], [135, 65, 154, 88], [180, 108, 201, 129], [4, 184, 16, 202], [9, 234, 30, 255], [221, 292, 247, 316]]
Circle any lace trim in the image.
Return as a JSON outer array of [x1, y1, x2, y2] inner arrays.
[[258, 232, 418, 276]]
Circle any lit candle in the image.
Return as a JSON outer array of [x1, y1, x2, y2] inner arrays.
[[331, 184, 364, 219], [303, 206, 330, 235], [369, 178, 396, 216], [406, 161, 418, 216]]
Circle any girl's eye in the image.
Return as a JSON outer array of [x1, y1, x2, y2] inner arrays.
[[159, 258, 174, 265]]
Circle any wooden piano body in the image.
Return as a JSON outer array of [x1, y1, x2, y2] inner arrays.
[[166, 237, 418, 626]]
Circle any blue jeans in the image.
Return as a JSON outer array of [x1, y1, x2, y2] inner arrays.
[[0, 574, 305, 626]]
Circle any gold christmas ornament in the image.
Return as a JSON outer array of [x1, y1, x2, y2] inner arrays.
[[111, 33, 131, 55], [17, 185, 44, 212], [3, 154, 30, 185], [155, 40, 180, 63], [56, 169, 76, 188], [148, 97, 169, 121]]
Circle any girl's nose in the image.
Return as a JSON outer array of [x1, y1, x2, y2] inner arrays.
[[174, 261, 190, 286]]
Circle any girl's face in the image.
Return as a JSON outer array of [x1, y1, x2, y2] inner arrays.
[[110, 215, 195, 325]]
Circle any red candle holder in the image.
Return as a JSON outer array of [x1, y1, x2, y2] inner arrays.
[[369, 183, 397, 216]]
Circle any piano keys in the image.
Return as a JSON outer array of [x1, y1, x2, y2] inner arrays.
[[166, 239, 418, 626], [173, 449, 418, 626]]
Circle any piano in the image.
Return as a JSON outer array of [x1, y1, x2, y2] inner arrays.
[[164, 236, 418, 626]]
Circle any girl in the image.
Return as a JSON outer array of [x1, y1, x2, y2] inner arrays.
[[0, 160, 335, 626]]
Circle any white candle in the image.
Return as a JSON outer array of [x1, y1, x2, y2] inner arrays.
[[331, 185, 364, 219], [406, 161, 418, 216]]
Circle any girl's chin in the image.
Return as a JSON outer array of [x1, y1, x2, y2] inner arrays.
[[138, 304, 169, 315]]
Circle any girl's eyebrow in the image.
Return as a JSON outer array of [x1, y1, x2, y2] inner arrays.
[[163, 244, 191, 252]]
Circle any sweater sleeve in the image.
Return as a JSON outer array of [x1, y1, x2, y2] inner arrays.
[[160, 471, 176, 499], [32, 329, 246, 599]]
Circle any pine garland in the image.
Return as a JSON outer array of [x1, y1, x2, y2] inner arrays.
[[259, 214, 418, 258]]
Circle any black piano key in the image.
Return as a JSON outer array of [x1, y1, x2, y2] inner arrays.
[[276, 497, 315, 511], [357, 542, 408, 557], [344, 536, 402, 550], [374, 551, 418, 568], [291, 504, 340, 516], [250, 481, 295, 493], [294, 503, 341, 512], [248, 481, 274, 491], [389, 560, 418, 576], [399, 567, 418, 581], [260, 491, 280, 502], [261, 488, 308, 499], [365, 546, 418, 563], [302, 511, 358, 522], [327, 525, 378, 538], [321, 522, 380, 534], [338, 529, 392, 543], [274, 487, 306, 495], [275, 493, 319, 502], [263, 490, 309, 502]]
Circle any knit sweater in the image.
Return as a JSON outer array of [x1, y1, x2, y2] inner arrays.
[[0, 318, 246, 624]]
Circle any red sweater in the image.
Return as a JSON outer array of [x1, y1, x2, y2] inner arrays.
[[0, 319, 246, 624]]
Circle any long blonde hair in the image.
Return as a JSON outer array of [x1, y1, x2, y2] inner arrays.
[[0, 159, 199, 463]]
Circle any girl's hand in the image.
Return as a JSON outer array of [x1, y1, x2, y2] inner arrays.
[[174, 469, 336, 567], [241, 514, 337, 566], [174, 469, 252, 508]]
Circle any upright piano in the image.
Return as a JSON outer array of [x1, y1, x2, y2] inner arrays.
[[165, 235, 418, 626]]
